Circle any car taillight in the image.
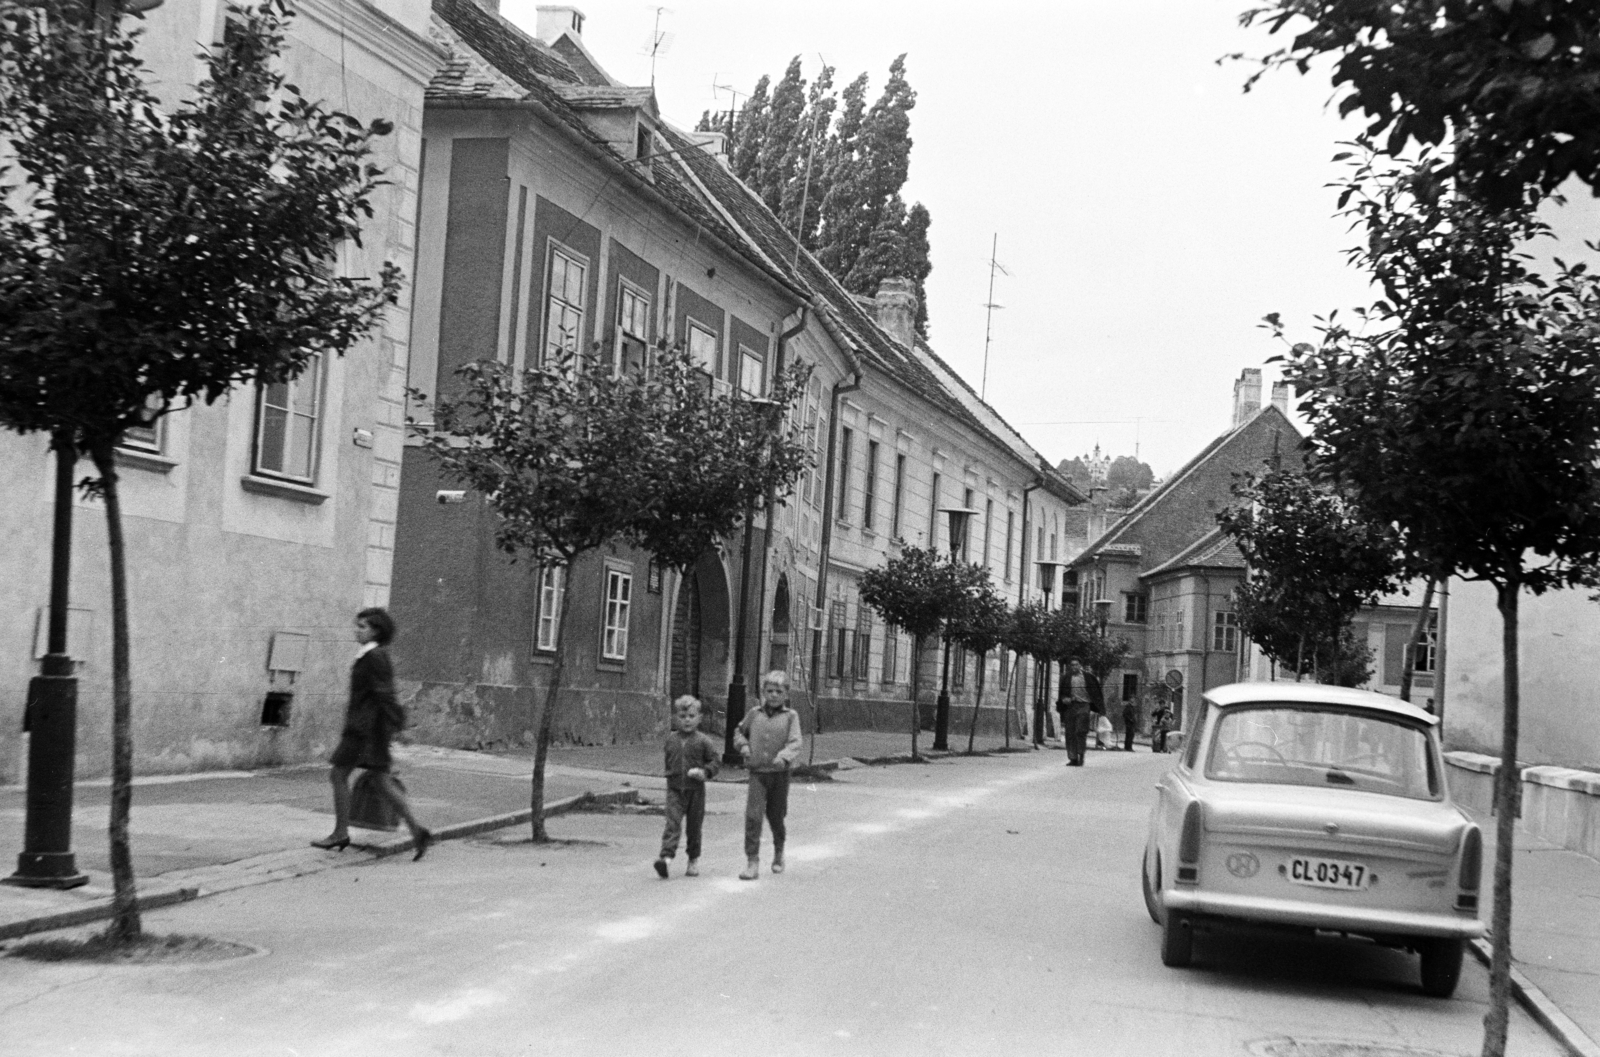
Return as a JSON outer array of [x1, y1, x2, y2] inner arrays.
[[1458, 825, 1482, 892], [1177, 800, 1202, 883]]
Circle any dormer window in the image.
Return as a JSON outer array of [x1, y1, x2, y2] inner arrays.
[[635, 125, 651, 163]]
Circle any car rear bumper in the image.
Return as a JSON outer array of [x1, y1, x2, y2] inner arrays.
[[1162, 889, 1485, 940]]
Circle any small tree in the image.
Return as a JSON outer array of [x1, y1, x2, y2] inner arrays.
[[859, 545, 975, 759], [416, 347, 806, 839], [0, 0, 401, 941], [948, 584, 1009, 753], [1276, 150, 1600, 1057], [1218, 468, 1401, 682], [1004, 600, 1052, 744], [1076, 622, 1133, 716]]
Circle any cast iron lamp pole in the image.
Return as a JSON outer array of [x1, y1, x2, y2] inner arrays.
[[1032, 560, 1062, 747], [724, 399, 781, 767], [932, 506, 978, 751]]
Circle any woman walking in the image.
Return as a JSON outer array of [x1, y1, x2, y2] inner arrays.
[[313, 607, 433, 859]]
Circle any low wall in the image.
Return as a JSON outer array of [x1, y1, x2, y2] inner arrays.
[[1445, 751, 1600, 862]]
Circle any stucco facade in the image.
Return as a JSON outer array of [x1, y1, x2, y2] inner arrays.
[[0, 0, 440, 781]]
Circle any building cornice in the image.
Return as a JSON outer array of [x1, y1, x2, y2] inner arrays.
[[297, 0, 446, 86]]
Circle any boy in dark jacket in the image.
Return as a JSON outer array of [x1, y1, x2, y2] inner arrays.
[[654, 696, 720, 878]]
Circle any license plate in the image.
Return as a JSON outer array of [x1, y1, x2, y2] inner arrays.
[[1288, 857, 1369, 890]]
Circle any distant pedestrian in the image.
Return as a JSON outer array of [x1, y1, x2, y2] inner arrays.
[[1152, 704, 1174, 754], [1121, 700, 1139, 752], [314, 608, 433, 859], [1067, 698, 1092, 766], [734, 670, 803, 881], [654, 695, 720, 879]]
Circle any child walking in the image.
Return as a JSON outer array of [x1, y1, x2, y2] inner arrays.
[[654, 695, 720, 878], [734, 671, 803, 881]]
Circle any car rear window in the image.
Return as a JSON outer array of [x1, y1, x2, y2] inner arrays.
[[1204, 705, 1440, 799]]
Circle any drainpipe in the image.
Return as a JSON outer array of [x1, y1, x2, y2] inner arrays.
[[1019, 476, 1042, 745], [809, 366, 863, 734], [725, 306, 808, 765]]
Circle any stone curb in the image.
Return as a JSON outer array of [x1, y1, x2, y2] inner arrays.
[[0, 788, 640, 942], [1469, 938, 1600, 1057]]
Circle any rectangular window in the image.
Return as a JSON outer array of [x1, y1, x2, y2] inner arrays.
[[614, 282, 650, 374], [254, 353, 323, 482], [687, 321, 717, 376], [961, 488, 975, 560], [1212, 610, 1238, 653], [1061, 570, 1080, 613], [602, 569, 633, 661], [1122, 673, 1139, 701], [882, 625, 899, 684], [852, 617, 872, 681], [1412, 614, 1438, 673], [536, 566, 565, 651], [802, 398, 820, 507], [1004, 511, 1015, 582], [738, 345, 765, 397], [929, 472, 941, 549], [1124, 593, 1149, 624], [998, 648, 1010, 690], [862, 440, 879, 531], [952, 644, 967, 690], [829, 600, 848, 680], [1175, 609, 1187, 651], [1037, 524, 1045, 564], [890, 453, 906, 538], [1155, 612, 1168, 651], [983, 499, 994, 569], [543, 244, 587, 366], [836, 427, 854, 522]]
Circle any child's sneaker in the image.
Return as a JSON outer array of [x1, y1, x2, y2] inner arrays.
[[739, 859, 759, 880], [684, 860, 699, 877], [653, 858, 669, 879], [771, 855, 785, 874]]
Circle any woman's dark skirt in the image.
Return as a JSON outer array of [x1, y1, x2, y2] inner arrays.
[[330, 733, 391, 771]]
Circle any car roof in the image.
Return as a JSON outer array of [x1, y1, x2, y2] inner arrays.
[[1202, 681, 1439, 726]]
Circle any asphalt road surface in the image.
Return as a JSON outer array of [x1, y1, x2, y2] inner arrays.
[[0, 749, 1564, 1057]]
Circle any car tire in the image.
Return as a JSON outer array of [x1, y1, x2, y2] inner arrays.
[[1160, 911, 1193, 968], [1418, 937, 1464, 998], [1142, 853, 1161, 925]]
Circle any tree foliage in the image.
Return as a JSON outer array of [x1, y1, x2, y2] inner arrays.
[[700, 55, 933, 334], [0, 0, 400, 943], [1238, 0, 1600, 209], [1217, 466, 1401, 682], [415, 345, 810, 837], [1271, 147, 1600, 1057]]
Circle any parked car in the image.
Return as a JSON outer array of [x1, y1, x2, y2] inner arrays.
[[1141, 682, 1484, 997]]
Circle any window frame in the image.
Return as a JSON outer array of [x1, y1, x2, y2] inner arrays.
[[836, 427, 854, 524], [542, 241, 589, 368], [862, 440, 879, 531], [601, 566, 634, 662], [1123, 592, 1149, 624], [686, 319, 718, 378], [252, 353, 325, 484], [882, 624, 900, 684], [613, 278, 651, 376], [535, 566, 566, 652], [1212, 610, 1239, 653], [890, 452, 906, 539], [737, 343, 766, 397]]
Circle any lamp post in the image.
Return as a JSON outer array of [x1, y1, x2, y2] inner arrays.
[[1032, 559, 1061, 747], [932, 506, 978, 751], [724, 398, 781, 767]]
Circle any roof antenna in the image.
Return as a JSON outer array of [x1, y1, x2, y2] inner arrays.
[[640, 7, 674, 88], [980, 233, 1009, 400]]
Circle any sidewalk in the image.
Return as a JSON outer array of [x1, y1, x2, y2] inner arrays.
[[1467, 805, 1600, 1057]]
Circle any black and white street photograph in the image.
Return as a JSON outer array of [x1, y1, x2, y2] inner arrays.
[[1, 2, 1598, 1055]]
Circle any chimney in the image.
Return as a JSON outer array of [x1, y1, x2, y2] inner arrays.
[[1232, 368, 1262, 428], [873, 277, 918, 351], [535, 5, 586, 42], [1270, 381, 1290, 416]]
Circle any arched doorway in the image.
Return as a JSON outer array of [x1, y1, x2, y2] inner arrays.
[[768, 574, 791, 675], [668, 551, 732, 725]]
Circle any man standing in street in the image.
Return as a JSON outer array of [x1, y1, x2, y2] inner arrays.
[[1121, 698, 1139, 752], [735, 670, 803, 881]]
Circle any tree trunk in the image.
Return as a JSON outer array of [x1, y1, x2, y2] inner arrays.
[[966, 650, 987, 754], [529, 562, 572, 843], [909, 632, 921, 760], [1481, 582, 1521, 1057], [92, 444, 140, 943], [1295, 631, 1305, 681], [1399, 577, 1439, 703]]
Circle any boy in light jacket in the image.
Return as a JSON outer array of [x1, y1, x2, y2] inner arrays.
[[734, 670, 803, 880]]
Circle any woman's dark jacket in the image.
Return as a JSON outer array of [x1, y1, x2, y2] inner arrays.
[[340, 647, 404, 769]]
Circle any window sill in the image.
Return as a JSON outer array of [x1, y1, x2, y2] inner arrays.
[[115, 448, 177, 474], [240, 474, 329, 505]]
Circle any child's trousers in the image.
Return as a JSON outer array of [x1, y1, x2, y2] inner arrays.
[[744, 771, 790, 858], [659, 784, 706, 860]]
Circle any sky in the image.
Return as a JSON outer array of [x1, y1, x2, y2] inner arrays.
[[498, 0, 1380, 477]]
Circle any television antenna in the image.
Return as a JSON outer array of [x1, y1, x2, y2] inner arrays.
[[979, 233, 1010, 401], [710, 76, 748, 131], [640, 7, 674, 87]]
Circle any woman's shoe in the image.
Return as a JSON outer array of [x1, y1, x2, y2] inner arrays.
[[311, 835, 350, 851], [412, 828, 434, 861]]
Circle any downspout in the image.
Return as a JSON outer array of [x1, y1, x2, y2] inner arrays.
[[809, 316, 864, 731]]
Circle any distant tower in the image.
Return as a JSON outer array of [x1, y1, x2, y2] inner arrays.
[[1086, 444, 1111, 489]]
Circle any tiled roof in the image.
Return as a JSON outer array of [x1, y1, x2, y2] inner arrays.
[[1143, 527, 1246, 579], [429, 0, 579, 91], [549, 85, 657, 114]]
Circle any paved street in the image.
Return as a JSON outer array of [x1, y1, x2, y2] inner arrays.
[[0, 750, 1565, 1057]]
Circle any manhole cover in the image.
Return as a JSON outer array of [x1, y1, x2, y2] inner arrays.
[[1246, 1040, 1461, 1057]]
